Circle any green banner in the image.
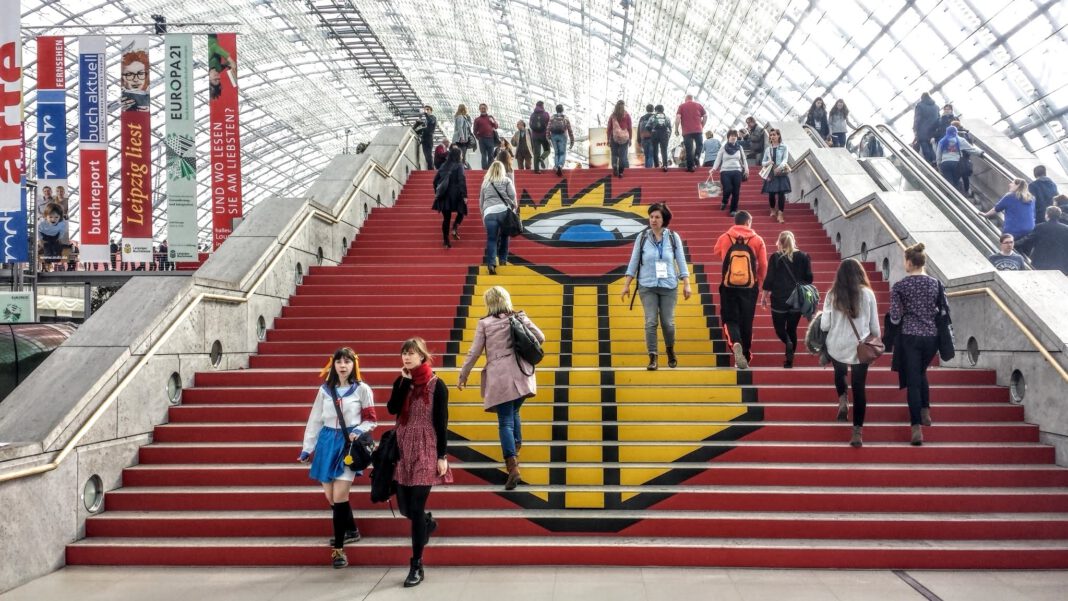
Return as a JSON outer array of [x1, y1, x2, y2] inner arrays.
[[0, 292, 34, 323], [164, 33, 198, 262]]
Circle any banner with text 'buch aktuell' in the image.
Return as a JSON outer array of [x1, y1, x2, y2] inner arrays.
[[78, 35, 109, 263], [119, 35, 152, 263], [0, 0, 29, 263], [165, 33, 197, 262], [208, 33, 242, 250]]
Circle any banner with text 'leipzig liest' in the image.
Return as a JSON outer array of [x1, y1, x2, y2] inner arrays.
[[35, 36, 69, 261], [0, 0, 28, 263], [77, 35, 109, 263], [119, 35, 152, 263], [164, 33, 197, 262], [208, 33, 242, 250]]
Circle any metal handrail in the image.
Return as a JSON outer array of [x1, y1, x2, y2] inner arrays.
[[795, 156, 1068, 385], [801, 124, 829, 148], [845, 124, 1004, 258], [0, 134, 417, 484]]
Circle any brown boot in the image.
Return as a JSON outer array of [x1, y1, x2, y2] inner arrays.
[[515, 440, 522, 458], [504, 456, 520, 490]]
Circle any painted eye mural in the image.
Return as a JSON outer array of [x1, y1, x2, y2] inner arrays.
[[517, 177, 648, 248]]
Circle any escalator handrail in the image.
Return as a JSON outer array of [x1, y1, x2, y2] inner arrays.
[[801, 124, 829, 148], [844, 124, 1005, 260], [964, 132, 1034, 187]]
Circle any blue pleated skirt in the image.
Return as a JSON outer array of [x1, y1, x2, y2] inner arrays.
[[308, 426, 357, 483]]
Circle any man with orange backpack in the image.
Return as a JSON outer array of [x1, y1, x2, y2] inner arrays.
[[713, 211, 768, 369]]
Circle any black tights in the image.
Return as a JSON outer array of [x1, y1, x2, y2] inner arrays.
[[771, 310, 801, 352], [768, 192, 786, 212], [441, 211, 464, 244], [832, 360, 869, 427], [397, 484, 432, 560]]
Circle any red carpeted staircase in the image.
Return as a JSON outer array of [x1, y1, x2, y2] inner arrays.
[[67, 166, 1068, 568]]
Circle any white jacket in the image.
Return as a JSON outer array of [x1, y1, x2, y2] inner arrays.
[[301, 382, 377, 453], [820, 288, 881, 365]]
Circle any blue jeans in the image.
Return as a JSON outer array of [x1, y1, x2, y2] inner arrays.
[[496, 398, 525, 459], [830, 132, 846, 148], [939, 160, 962, 192], [483, 210, 510, 267], [610, 141, 630, 173], [642, 139, 655, 167], [551, 134, 568, 168], [478, 137, 496, 169]]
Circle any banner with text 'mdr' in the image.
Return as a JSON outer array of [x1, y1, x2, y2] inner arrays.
[[164, 33, 197, 262], [78, 35, 109, 263], [35, 36, 69, 261], [0, 0, 28, 263], [119, 35, 152, 263], [208, 33, 242, 250]]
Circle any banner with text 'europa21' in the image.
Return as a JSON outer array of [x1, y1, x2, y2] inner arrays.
[[208, 33, 242, 250], [0, 0, 28, 263], [165, 33, 197, 262], [78, 35, 109, 263], [119, 35, 152, 263]]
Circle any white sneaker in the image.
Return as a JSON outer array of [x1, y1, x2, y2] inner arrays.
[[732, 342, 749, 370]]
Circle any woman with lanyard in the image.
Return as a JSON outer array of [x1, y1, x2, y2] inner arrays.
[[620, 203, 692, 370]]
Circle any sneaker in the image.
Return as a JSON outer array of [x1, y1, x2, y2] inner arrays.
[[329, 529, 361, 546], [732, 342, 748, 370], [331, 548, 348, 569]]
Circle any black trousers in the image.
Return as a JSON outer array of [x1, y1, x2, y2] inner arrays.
[[719, 286, 758, 360], [653, 137, 669, 167], [532, 137, 551, 171], [441, 211, 465, 244], [832, 360, 870, 427], [721, 170, 743, 212], [421, 140, 434, 170], [900, 334, 938, 425], [397, 484, 432, 560], [683, 133, 703, 170], [771, 309, 802, 351]]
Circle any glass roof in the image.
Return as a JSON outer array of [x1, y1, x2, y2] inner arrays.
[[16, 0, 1068, 244]]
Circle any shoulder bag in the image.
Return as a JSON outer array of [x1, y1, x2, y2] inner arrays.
[[779, 254, 820, 319], [848, 316, 885, 365], [326, 383, 375, 472], [508, 312, 544, 376], [935, 280, 955, 361], [491, 185, 523, 237]]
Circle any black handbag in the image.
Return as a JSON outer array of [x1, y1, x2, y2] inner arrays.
[[327, 383, 375, 472], [491, 185, 523, 236], [935, 281, 956, 361], [509, 312, 544, 376], [369, 429, 399, 503]]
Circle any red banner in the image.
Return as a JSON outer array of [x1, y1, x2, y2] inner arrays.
[[208, 33, 242, 249], [77, 36, 109, 261], [119, 36, 152, 262]]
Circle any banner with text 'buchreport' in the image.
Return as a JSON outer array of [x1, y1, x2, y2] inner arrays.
[[119, 35, 152, 263], [164, 33, 197, 262], [78, 35, 109, 263], [35, 36, 69, 261], [208, 33, 242, 249], [0, 0, 28, 263]]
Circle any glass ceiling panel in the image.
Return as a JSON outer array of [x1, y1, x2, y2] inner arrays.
[[11, 0, 1068, 248]]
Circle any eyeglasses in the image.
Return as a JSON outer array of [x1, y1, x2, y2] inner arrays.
[[122, 71, 146, 80]]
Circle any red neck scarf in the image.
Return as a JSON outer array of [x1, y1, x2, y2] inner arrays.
[[410, 362, 433, 386]]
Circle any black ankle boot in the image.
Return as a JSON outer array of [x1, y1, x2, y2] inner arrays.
[[403, 557, 424, 587], [647, 353, 658, 371], [666, 346, 678, 368]]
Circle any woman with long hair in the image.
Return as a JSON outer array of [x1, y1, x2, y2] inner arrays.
[[458, 286, 545, 490], [432, 147, 468, 248], [298, 347, 377, 568], [761, 128, 792, 223], [981, 178, 1035, 240], [478, 161, 517, 275], [387, 337, 452, 587], [889, 243, 947, 445], [453, 104, 474, 167], [804, 97, 829, 140], [820, 259, 880, 447], [711, 129, 748, 215], [761, 231, 813, 368], [828, 99, 849, 148], [606, 100, 633, 178]]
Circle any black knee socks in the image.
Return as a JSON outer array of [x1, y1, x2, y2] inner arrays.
[[331, 502, 348, 549]]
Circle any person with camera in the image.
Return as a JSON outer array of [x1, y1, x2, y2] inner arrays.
[[457, 286, 545, 491], [298, 347, 378, 568]]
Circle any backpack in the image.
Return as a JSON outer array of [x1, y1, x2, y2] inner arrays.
[[508, 312, 544, 376], [722, 236, 757, 288], [549, 113, 568, 134], [530, 111, 548, 133], [610, 118, 631, 144], [651, 113, 670, 134]]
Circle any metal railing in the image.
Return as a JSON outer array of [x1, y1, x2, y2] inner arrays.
[[0, 134, 416, 484]]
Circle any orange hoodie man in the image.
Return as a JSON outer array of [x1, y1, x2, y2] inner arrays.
[[713, 211, 768, 369]]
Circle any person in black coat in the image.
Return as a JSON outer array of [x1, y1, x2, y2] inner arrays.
[[760, 231, 814, 368], [804, 97, 830, 141], [913, 93, 940, 164], [414, 105, 438, 170], [1015, 206, 1068, 275], [432, 147, 468, 248]]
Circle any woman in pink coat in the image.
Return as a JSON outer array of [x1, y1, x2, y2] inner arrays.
[[457, 285, 545, 490]]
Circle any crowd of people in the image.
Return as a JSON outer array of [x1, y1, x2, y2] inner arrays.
[[37, 237, 187, 272]]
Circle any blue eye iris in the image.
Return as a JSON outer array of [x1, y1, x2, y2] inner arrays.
[[523, 208, 648, 247]]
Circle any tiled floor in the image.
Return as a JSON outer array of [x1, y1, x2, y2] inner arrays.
[[2, 567, 1067, 600]]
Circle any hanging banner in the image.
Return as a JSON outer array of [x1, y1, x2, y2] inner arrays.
[[1, 0, 29, 263], [208, 33, 242, 250], [164, 33, 197, 262], [119, 35, 152, 263], [588, 127, 609, 169], [77, 35, 109, 263], [35, 36, 69, 262]]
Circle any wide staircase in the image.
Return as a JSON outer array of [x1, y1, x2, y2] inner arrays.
[[67, 167, 1068, 568]]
